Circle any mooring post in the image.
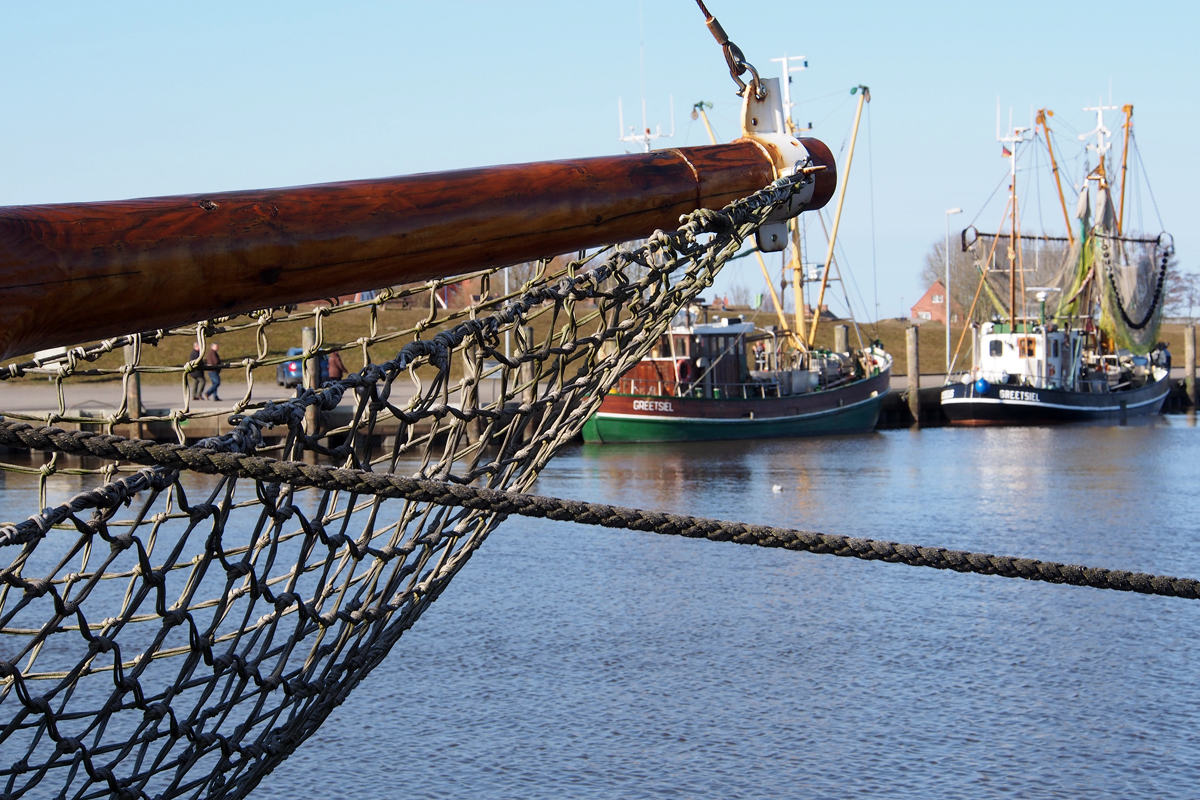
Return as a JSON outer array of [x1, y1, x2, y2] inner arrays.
[[906, 325, 920, 425], [1186, 324, 1196, 407], [302, 326, 319, 443], [123, 342, 142, 439], [834, 324, 849, 354], [519, 325, 537, 442], [464, 344, 482, 445]]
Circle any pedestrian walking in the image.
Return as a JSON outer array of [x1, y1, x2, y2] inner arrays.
[[327, 350, 346, 381], [188, 344, 206, 400], [203, 343, 222, 401]]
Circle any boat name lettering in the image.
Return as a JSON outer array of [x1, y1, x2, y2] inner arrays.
[[632, 399, 675, 412], [941, 389, 954, 401], [998, 389, 1040, 402]]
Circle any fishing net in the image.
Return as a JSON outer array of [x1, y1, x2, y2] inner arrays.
[[0, 175, 803, 800], [1097, 230, 1172, 354]]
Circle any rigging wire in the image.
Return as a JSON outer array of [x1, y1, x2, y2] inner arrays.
[[867, 98, 879, 329], [969, 142, 1032, 229], [1130, 132, 1164, 231]]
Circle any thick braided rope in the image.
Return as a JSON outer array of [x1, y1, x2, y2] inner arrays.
[[3, 421, 1195, 600]]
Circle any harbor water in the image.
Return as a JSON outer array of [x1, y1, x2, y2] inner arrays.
[[4, 419, 1199, 798], [255, 418, 1200, 799]]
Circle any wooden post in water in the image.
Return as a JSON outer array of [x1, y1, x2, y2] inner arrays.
[[302, 326, 319, 441], [1186, 324, 1197, 407], [123, 342, 142, 440], [906, 325, 920, 425], [834, 324, 849, 354], [519, 326, 537, 443], [464, 345, 482, 445]]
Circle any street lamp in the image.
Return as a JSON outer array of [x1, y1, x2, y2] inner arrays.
[[944, 207, 962, 376]]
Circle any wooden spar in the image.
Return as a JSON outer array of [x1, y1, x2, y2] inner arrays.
[[0, 140, 834, 361], [1036, 109, 1075, 247], [1117, 103, 1133, 236]]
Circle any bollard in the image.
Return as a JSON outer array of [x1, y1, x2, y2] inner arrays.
[[834, 324, 849, 354], [906, 325, 920, 425], [1187, 324, 1196, 408]]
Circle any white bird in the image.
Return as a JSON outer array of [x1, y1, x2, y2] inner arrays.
[[771, 485, 782, 493]]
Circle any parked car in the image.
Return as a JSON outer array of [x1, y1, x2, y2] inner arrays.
[[276, 347, 329, 387]]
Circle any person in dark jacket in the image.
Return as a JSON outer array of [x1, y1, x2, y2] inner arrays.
[[188, 344, 206, 400], [327, 350, 346, 381], [203, 343, 222, 401]]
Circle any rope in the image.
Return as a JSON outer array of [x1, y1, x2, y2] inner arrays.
[[0, 175, 816, 800], [3, 421, 1196, 600]]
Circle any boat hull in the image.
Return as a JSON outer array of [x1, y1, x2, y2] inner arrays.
[[939, 374, 1170, 426], [582, 368, 890, 443]]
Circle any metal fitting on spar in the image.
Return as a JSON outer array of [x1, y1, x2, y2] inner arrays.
[[737, 75, 837, 252]]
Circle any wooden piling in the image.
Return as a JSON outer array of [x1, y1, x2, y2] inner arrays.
[[122, 342, 142, 440], [1187, 324, 1196, 407], [302, 326, 319, 442], [906, 326, 920, 425], [519, 326, 536, 443], [834, 324, 849, 354], [464, 345, 482, 445]]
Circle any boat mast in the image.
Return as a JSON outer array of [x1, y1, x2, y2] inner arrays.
[[1081, 100, 1117, 192], [808, 84, 869, 348], [693, 99, 798, 348], [1035, 108, 1075, 247], [771, 52, 812, 348], [998, 106, 1029, 332], [1117, 103, 1133, 235], [769, 53, 808, 137]]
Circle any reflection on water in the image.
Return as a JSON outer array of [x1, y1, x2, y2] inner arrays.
[[5, 420, 1200, 798]]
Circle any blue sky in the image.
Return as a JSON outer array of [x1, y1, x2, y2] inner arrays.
[[1, 1, 1193, 321]]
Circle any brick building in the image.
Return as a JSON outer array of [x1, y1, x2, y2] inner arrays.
[[910, 280, 963, 324]]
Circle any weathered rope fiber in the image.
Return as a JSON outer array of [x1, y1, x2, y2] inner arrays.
[[3, 421, 1195, 600]]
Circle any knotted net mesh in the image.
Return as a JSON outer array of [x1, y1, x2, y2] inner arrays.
[[0, 176, 800, 800]]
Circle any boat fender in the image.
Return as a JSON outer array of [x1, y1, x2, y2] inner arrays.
[[974, 378, 990, 395]]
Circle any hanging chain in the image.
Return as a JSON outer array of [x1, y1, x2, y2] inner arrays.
[[695, 0, 765, 99]]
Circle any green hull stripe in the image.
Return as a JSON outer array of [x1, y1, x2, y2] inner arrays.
[[581, 394, 886, 443]]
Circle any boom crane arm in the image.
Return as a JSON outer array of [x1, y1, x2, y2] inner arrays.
[[1036, 108, 1075, 247]]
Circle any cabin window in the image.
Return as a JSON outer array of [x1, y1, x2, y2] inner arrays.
[[988, 340, 1003, 357], [1019, 338, 1037, 358], [1052, 340, 1059, 358]]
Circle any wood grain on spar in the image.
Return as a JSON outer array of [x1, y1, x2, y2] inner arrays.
[[0, 139, 833, 361]]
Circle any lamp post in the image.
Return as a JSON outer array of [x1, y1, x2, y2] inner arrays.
[[944, 207, 962, 376]]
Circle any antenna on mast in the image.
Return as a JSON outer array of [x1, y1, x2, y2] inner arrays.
[[617, 2, 675, 152], [769, 53, 809, 135], [1081, 98, 1118, 187]]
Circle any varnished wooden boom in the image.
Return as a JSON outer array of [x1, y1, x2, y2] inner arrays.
[[0, 140, 833, 360]]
